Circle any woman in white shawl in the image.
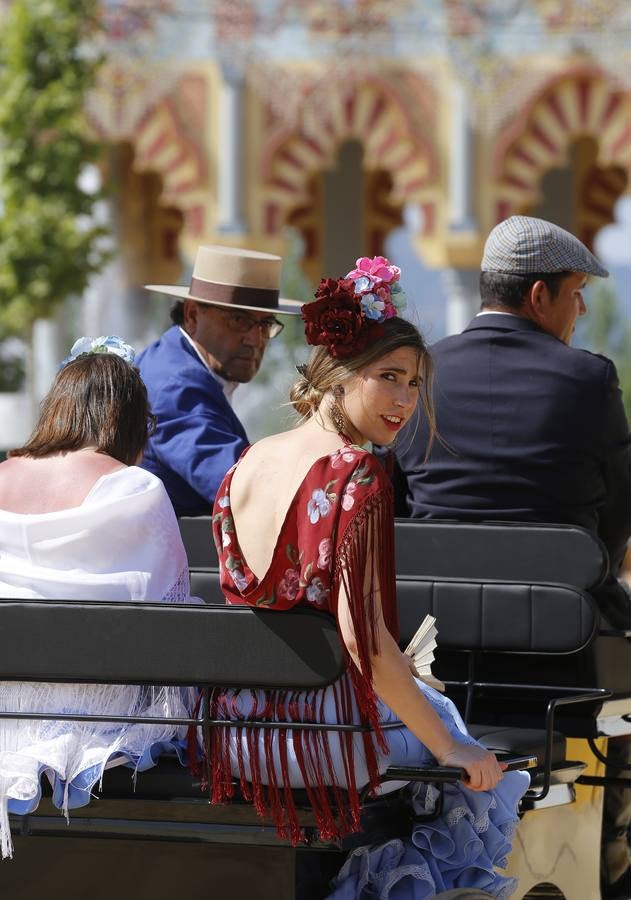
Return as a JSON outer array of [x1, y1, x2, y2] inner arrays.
[[0, 336, 194, 857]]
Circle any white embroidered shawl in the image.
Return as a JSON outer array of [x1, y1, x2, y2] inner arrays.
[[0, 466, 194, 859], [0, 466, 189, 602]]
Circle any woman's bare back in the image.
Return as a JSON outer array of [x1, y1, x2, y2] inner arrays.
[[0, 450, 125, 514], [229, 421, 345, 580]]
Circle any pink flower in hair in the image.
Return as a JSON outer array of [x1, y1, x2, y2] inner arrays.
[[382, 299, 397, 320], [369, 285, 396, 320], [347, 256, 401, 286]]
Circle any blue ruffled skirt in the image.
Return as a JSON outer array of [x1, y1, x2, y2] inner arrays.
[[326, 682, 529, 899], [221, 678, 528, 898]]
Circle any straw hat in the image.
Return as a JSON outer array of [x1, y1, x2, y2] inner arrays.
[[145, 245, 302, 315]]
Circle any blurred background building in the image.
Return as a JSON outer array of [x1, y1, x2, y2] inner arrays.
[[2, 0, 631, 444]]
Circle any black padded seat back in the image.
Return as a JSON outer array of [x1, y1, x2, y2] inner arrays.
[[190, 572, 225, 605], [395, 520, 607, 590], [180, 518, 225, 604], [468, 724, 567, 767], [185, 517, 607, 589], [397, 577, 596, 654], [0, 601, 344, 689], [179, 516, 218, 570]]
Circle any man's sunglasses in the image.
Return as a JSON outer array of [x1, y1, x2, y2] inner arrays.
[[219, 310, 284, 339]]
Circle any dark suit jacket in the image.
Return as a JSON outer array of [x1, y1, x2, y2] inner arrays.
[[395, 313, 631, 575], [137, 326, 248, 516]]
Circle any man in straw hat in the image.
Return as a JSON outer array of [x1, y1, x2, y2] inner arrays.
[[390, 215, 631, 899], [138, 245, 300, 515]]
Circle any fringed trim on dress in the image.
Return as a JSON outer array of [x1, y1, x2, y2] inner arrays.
[[208, 675, 366, 845], [333, 485, 400, 754], [207, 487, 401, 846]]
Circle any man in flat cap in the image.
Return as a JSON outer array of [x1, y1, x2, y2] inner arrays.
[[392, 215, 631, 897], [396, 215, 631, 621], [137, 245, 299, 516]]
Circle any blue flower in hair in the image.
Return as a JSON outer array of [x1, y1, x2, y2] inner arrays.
[[353, 275, 373, 294], [390, 281, 407, 312], [360, 293, 386, 321], [59, 335, 136, 369]]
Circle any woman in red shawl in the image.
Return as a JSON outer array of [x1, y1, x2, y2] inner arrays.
[[209, 257, 529, 898]]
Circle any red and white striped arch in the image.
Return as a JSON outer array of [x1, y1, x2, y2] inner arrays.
[[89, 69, 208, 238], [260, 77, 439, 237], [494, 68, 631, 224], [132, 100, 205, 203]]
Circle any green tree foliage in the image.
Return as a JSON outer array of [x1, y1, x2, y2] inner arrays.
[[583, 283, 631, 420], [0, 0, 108, 335]]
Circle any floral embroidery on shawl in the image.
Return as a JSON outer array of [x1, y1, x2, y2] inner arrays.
[[209, 445, 399, 843]]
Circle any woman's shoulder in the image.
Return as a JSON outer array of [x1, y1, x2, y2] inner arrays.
[[304, 445, 389, 520], [0, 454, 133, 516], [323, 444, 388, 483], [83, 465, 170, 505], [0, 455, 25, 481]]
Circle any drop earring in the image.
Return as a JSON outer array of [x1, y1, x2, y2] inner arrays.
[[329, 384, 346, 435]]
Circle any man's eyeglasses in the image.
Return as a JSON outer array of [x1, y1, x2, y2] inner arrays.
[[220, 310, 284, 339]]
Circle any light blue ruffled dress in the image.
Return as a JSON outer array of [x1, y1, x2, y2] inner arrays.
[[218, 676, 528, 898], [326, 681, 529, 900]]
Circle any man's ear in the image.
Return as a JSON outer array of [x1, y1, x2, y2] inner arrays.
[[182, 299, 198, 335], [527, 279, 550, 327]]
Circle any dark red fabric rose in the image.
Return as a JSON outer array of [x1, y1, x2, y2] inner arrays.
[[301, 278, 368, 358]]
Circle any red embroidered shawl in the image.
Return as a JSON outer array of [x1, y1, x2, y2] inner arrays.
[[211, 443, 400, 842]]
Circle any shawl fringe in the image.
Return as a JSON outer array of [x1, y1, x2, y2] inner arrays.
[[203, 487, 400, 845]]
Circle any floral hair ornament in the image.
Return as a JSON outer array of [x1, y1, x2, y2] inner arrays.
[[59, 335, 136, 370], [301, 256, 407, 359]]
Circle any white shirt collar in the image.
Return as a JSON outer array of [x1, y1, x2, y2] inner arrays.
[[178, 327, 238, 404], [475, 310, 521, 319]]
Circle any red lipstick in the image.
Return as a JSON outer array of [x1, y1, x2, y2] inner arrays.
[[380, 415, 403, 432]]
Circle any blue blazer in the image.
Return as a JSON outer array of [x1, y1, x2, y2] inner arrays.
[[136, 326, 248, 516], [394, 313, 631, 574]]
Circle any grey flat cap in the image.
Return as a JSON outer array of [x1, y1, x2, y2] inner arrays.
[[482, 215, 608, 278]]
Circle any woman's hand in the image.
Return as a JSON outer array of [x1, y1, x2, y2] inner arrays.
[[437, 742, 506, 792]]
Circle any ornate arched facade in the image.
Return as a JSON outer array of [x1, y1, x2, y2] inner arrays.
[[87, 65, 209, 275], [259, 76, 438, 233], [493, 68, 631, 246], [86, 19, 631, 335], [256, 74, 440, 281]]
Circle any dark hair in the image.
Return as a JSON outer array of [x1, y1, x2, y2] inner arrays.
[[479, 271, 571, 311], [170, 300, 185, 325], [290, 316, 437, 449], [10, 354, 155, 466]]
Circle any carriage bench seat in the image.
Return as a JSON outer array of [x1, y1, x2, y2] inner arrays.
[[72, 724, 565, 806], [0, 596, 588, 853], [180, 515, 614, 804]]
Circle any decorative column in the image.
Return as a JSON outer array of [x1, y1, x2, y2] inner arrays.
[[217, 64, 246, 234], [31, 316, 64, 403], [447, 80, 477, 232], [81, 157, 151, 348], [443, 76, 479, 336], [82, 254, 135, 342], [81, 182, 129, 341], [442, 268, 479, 336]]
